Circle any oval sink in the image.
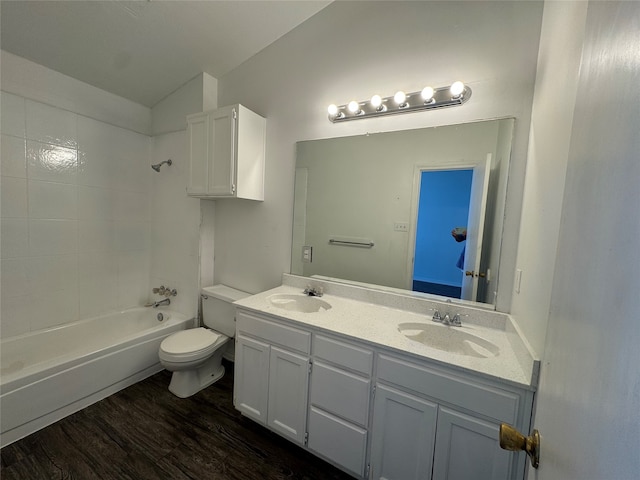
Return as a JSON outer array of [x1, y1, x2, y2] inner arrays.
[[398, 322, 500, 358], [268, 294, 332, 313]]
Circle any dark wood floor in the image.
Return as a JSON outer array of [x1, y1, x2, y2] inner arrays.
[[1, 361, 354, 480]]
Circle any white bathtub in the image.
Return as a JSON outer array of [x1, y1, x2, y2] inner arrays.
[[0, 307, 193, 447]]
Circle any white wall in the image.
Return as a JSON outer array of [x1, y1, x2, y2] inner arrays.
[[0, 52, 207, 337], [149, 131, 201, 317], [0, 90, 152, 337], [529, 1, 640, 478], [510, 1, 588, 357], [214, 1, 543, 308], [151, 72, 218, 136], [0, 51, 150, 135]]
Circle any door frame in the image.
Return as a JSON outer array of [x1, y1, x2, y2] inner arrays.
[[405, 161, 484, 292]]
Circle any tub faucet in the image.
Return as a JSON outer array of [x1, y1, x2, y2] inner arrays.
[[146, 298, 171, 308]]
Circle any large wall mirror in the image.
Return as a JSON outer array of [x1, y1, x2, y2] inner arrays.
[[291, 118, 515, 309]]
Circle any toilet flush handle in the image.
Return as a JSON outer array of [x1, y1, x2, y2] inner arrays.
[[201, 294, 208, 300]]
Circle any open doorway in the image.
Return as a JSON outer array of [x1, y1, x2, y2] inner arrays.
[[412, 169, 473, 297]]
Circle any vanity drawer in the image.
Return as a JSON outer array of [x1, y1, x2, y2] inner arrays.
[[308, 406, 368, 478], [310, 361, 371, 427], [236, 310, 310, 354], [376, 354, 519, 423], [313, 334, 373, 376]]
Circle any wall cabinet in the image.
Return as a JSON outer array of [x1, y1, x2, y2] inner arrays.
[[234, 308, 533, 480], [186, 104, 265, 200]]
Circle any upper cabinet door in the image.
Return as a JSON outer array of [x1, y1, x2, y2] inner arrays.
[[186, 112, 209, 195], [208, 105, 236, 196]]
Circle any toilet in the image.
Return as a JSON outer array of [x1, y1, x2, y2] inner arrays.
[[159, 284, 250, 398]]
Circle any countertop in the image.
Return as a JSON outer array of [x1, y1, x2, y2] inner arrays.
[[234, 280, 539, 390]]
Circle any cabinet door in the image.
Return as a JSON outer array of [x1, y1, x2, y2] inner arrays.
[[186, 113, 209, 195], [267, 346, 309, 445], [370, 384, 438, 480], [234, 335, 270, 425], [208, 105, 236, 196], [432, 407, 512, 480]]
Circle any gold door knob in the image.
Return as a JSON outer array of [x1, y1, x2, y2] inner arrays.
[[499, 423, 540, 468]]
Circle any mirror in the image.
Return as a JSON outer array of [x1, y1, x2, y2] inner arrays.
[[291, 118, 514, 308]]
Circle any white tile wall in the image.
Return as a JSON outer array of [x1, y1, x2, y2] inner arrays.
[[149, 130, 200, 319], [1, 91, 153, 337]]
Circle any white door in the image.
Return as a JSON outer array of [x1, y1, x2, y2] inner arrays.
[[370, 384, 438, 480], [525, 2, 640, 479], [208, 105, 236, 196], [267, 346, 309, 445], [461, 154, 491, 301], [432, 407, 511, 480], [186, 113, 209, 195], [233, 335, 270, 424]]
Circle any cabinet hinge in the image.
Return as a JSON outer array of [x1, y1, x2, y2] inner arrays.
[[372, 385, 376, 398], [308, 361, 313, 374], [304, 432, 309, 446], [232, 108, 237, 120], [365, 464, 371, 479]]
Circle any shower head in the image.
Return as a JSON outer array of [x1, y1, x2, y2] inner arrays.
[[151, 159, 172, 172]]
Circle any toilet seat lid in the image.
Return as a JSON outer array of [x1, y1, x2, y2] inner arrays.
[[161, 327, 224, 356]]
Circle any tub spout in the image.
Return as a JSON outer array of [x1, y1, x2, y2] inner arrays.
[[145, 298, 171, 308]]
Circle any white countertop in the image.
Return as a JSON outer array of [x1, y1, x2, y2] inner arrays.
[[234, 281, 539, 390]]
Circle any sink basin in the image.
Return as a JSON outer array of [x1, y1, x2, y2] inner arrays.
[[398, 322, 500, 358], [268, 294, 332, 313]]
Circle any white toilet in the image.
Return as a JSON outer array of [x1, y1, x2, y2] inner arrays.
[[158, 284, 249, 398]]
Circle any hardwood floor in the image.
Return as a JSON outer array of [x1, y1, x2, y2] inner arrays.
[[0, 361, 354, 480]]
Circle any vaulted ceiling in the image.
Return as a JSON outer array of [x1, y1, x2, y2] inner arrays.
[[0, 1, 331, 107]]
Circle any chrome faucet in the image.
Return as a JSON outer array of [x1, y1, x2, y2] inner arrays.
[[153, 286, 177, 297], [146, 298, 170, 308], [303, 284, 324, 297], [432, 309, 463, 326]]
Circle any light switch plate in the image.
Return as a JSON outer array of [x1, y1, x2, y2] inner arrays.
[[302, 245, 313, 263]]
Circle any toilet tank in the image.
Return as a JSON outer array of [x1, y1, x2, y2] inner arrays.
[[201, 285, 250, 337]]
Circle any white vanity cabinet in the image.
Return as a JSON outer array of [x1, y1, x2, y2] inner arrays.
[[233, 303, 535, 480], [307, 335, 373, 478], [371, 354, 528, 480], [186, 104, 265, 200], [234, 310, 310, 445]]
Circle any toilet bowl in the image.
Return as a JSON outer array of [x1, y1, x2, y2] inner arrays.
[[158, 285, 250, 398]]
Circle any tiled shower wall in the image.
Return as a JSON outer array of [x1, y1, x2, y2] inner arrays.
[[1, 91, 152, 338]]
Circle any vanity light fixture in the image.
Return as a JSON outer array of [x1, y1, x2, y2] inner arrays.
[[327, 81, 471, 123]]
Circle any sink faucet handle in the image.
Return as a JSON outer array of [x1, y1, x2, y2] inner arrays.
[[432, 310, 442, 322], [451, 313, 468, 326]]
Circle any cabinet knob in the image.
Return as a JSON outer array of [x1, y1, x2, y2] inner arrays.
[[499, 423, 540, 468]]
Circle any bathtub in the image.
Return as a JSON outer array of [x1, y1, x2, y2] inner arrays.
[[0, 307, 193, 447]]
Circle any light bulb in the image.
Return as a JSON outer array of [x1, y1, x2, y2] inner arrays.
[[327, 104, 338, 116], [348, 101, 360, 113], [450, 81, 465, 98], [421, 86, 434, 103], [394, 91, 407, 106], [370, 95, 382, 108]]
